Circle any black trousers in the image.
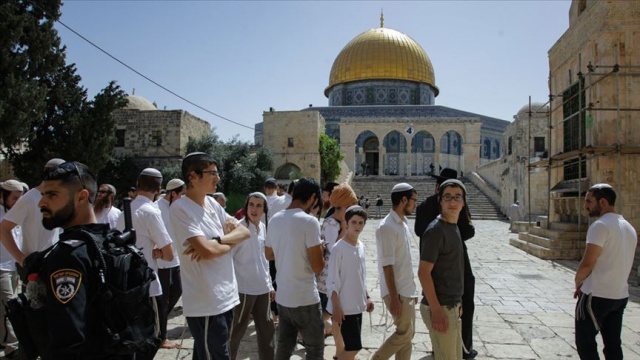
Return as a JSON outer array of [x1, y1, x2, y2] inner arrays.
[[461, 248, 475, 353], [158, 266, 182, 340], [575, 293, 628, 360]]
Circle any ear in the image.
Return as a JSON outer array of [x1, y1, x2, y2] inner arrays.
[[77, 188, 90, 205]]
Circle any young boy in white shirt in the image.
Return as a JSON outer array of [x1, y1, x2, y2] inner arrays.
[[328, 205, 374, 360]]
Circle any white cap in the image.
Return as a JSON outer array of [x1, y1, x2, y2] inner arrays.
[[44, 158, 65, 169], [391, 182, 413, 193], [140, 168, 162, 178], [1, 179, 24, 192], [20, 182, 29, 191], [166, 178, 185, 191]]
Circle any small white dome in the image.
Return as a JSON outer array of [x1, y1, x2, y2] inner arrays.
[[517, 102, 549, 116], [124, 95, 157, 111]]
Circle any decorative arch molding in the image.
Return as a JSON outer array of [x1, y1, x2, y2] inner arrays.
[[275, 162, 302, 180]]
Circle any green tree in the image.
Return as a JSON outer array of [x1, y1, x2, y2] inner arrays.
[[0, 0, 127, 185], [319, 133, 343, 185]]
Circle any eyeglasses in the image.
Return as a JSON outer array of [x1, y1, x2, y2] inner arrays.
[[442, 195, 464, 202], [202, 170, 220, 177], [409, 197, 419, 202]]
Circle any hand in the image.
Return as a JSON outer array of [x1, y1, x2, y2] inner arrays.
[[184, 245, 202, 262], [430, 306, 448, 333], [366, 299, 374, 313], [389, 295, 402, 317], [574, 286, 582, 299], [224, 218, 239, 235], [332, 306, 345, 326], [269, 291, 276, 302], [152, 248, 162, 260]]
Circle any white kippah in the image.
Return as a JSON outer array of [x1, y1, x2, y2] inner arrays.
[[140, 168, 162, 178], [590, 183, 613, 190], [44, 158, 65, 169], [166, 178, 185, 191], [391, 182, 413, 193], [249, 192, 267, 201], [1, 179, 23, 192]]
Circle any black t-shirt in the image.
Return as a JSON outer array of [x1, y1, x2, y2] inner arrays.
[[420, 217, 464, 307]]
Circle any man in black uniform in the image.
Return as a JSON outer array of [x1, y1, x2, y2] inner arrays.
[[31, 161, 132, 360], [414, 168, 477, 359]]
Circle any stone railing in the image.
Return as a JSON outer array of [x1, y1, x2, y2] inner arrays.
[[466, 172, 501, 206], [552, 196, 588, 223]]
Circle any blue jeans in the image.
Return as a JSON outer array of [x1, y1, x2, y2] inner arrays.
[[575, 293, 628, 360], [275, 302, 324, 360], [187, 310, 233, 360]]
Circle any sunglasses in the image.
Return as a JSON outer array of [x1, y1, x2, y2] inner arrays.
[[43, 162, 92, 203]]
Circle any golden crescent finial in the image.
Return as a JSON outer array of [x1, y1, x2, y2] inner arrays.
[[380, 9, 384, 28]]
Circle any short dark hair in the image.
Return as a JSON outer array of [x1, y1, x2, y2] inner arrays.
[[391, 189, 416, 207], [588, 184, 616, 206], [292, 178, 320, 203], [181, 152, 217, 184], [137, 174, 162, 193], [42, 161, 97, 203], [345, 206, 368, 223]]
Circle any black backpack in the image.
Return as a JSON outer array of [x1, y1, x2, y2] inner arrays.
[[72, 226, 161, 355]]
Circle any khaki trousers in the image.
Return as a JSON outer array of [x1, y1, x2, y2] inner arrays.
[[420, 303, 462, 360], [371, 295, 415, 360]]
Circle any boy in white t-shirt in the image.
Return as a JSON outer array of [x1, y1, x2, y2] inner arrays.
[[327, 205, 374, 360], [171, 152, 250, 360]]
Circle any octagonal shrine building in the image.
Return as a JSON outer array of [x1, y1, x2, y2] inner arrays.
[[256, 18, 509, 180]]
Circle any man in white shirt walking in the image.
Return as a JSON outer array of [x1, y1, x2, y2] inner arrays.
[[372, 183, 418, 360], [265, 178, 325, 360], [574, 183, 637, 360], [94, 183, 121, 229]]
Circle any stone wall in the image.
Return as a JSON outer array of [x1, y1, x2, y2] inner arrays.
[[262, 110, 324, 181], [112, 109, 210, 159], [549, 0, 640, 282]]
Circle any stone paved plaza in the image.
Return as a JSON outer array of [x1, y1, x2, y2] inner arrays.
[[156, 219, 640, 360]]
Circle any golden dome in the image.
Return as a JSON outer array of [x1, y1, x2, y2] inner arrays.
[[325, 27, 437, 97]]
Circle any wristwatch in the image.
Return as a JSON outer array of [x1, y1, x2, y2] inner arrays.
[[212, 236, 222, 244]]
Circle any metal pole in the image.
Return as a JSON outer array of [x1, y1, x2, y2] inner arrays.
[[528, 96, 532, 226]]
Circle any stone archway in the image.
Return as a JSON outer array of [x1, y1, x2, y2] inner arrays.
[[275, 162, 302, 180], [411, 130, 435, 176], [383, 130, 408, 176], [440, 130, 463, 171], [355, 131, 379, 176]]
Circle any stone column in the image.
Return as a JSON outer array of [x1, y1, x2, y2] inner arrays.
[[406, 147, 412, 177], [434, 139, 441, 174], [379, 147, 386, 176]]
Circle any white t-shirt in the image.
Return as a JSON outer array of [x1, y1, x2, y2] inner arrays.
[[266, 194, 287, 222], [375, 211, 417, 298], [116, 196, 172, 297], [266, 208, 322, 307], [0, 207, 22, 271], [171, 196, 239, 317], [96, 206, 121, 229], [232, 220, 273, 295], [581, 212, 638, 299], [156, 198, 180, 269], [2, 188, 59, 256], [327, 239, 367, 315]]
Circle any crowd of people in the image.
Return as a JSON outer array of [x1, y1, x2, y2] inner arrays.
[[0, 156, 636, 360]]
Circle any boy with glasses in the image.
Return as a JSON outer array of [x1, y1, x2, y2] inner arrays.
[[418, 179, 467, 360]]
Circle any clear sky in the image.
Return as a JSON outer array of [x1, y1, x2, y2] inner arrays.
[[56, 0, 571, 143]]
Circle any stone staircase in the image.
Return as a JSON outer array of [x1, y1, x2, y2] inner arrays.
[[509, 217, 588, 260], [350, 176, 506, 220]]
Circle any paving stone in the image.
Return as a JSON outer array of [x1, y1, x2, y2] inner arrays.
[[147, 219, 640, 360]]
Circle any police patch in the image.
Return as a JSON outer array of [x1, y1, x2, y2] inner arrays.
[[50, 269, 82, 304]]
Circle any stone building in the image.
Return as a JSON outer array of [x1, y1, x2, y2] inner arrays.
[[112, 93, 211, 169], [544, 0, 640, 277], [477, 102, 551, 218], [547, 0, 640, 226], [257, 18, 509, 181]]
